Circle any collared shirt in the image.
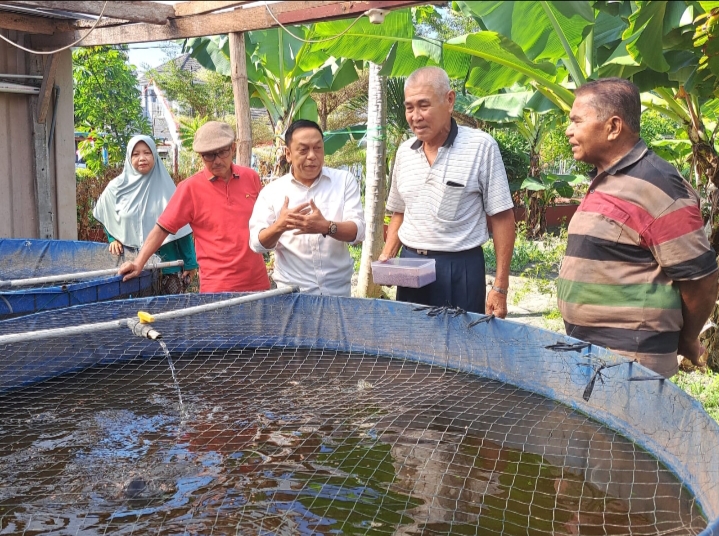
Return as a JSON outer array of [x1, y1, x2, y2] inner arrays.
[[557, 139, 718, 377], [157, 164, 270, 293], [249, 166, 365, 296], [386, 119, 514, 252]]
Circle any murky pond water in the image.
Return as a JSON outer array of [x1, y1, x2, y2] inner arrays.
[[0, 348, 706, 535]]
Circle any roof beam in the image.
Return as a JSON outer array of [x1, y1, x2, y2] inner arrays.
[[32, 0, 427, 47], [0, 10, 59, 34], [173, 1, 253, 18], [1, 1, 175, 25]]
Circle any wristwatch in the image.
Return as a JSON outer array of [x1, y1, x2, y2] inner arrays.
[[491, 285, 508, 295], [324, 221, 338, 237]]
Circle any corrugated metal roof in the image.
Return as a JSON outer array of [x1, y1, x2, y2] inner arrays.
[[0, 3, 96, 20]]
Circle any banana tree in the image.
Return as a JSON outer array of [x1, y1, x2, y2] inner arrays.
[[185, 28, 359, 175], [462, 88, 566, 236], [520, 173, 587, 235]]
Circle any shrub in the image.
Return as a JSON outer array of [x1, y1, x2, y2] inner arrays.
[[492, 128, 529, 189], [76, 166, 121, 241]]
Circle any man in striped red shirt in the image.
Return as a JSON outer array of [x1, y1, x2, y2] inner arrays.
[[557, 78, 718, 377]]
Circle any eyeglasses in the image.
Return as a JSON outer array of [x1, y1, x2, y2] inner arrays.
[[200, 146, 232, 162]]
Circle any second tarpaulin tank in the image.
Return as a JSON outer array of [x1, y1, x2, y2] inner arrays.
[[0, 238, 161, 319]]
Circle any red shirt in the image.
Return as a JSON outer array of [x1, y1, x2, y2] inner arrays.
[[158, 164, 270, 293]]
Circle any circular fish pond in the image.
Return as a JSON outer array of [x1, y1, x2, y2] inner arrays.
[[0, 347, 706, 535]]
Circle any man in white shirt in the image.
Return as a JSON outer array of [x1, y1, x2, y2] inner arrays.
[[249, 120, 366, 296], [379, 67, 515, 316]]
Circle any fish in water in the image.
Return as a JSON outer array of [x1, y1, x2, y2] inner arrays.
[[124, 477, 147, 499]]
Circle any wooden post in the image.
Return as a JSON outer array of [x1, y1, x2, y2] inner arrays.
[[229, 31, 252, 167], [29, 53, 56, 239]]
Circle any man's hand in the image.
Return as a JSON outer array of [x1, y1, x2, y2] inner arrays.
[[109, 241, 124, 255], [486, 288, 508, 319], [289, 199, 330, 236], [118, 261, 144, 282], [276, 196, 311, 234], [678, 337, 706, 367]]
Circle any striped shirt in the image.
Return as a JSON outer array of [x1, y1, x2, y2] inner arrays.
[[386, 119, 514, 251], [557, 139, 717, 377]]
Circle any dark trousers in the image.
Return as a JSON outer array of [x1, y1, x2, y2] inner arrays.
[[396, 245, 486, 314]]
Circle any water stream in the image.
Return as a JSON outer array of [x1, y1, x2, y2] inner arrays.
[[158, 340, 184, 418]]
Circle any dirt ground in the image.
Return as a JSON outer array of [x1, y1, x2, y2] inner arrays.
[[489, 273, 565, 333]]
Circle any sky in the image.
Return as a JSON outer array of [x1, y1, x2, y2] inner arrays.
[[127, 41, 179, 73], [123, 1, 277, 72]]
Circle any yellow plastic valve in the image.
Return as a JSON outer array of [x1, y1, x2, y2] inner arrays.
[[137, 311, 155, 324]]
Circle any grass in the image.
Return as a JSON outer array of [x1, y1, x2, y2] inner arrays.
[[349, 244, 362, 272], [484, 225, 567, 278], [486, 225, 568, 312], [672, 370, 719, 423]]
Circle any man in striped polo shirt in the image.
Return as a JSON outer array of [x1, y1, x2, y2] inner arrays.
[[558, 78, 718, 377], [379, 67, 516, 316]]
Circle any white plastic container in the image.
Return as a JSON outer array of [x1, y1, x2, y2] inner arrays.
[[371, 258, 436, 288]]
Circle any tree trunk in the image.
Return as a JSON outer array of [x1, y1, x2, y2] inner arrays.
[[229, 32, 252, 167], [318, 94, 328, 131], [524, 149, 546, 238], [356, 63, 387, 298], [270, 119, 289, 178]]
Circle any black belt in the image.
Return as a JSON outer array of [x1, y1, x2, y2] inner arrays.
[[404, 245, 482, 256]]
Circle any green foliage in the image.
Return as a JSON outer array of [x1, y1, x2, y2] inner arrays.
[[177, 147, 202, 178], [492, 129, 529, 186], [639, 110, 691, 177], [522, 173, 586, 202], [650, 138, 693, 177], [186, 30, 358, 132], [323, 126, 367, 156], [324, 138, 366, 172], [540, 126, 571, 163], [178, 115, 209, 151], [73, 46, 151, 174], [348, 243, 362, 272], [484, 224, 567, 277], [463, 90, 558, 122], [148, 61, 234, 118], [415, 4, 482, 42], [640, 110, 681, 142], [251, 117, 274, 146], [673, 370, 719, 422], [76, 165, 122, 240]]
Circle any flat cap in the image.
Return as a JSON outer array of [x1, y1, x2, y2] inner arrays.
[[193, 121, 235, 153]]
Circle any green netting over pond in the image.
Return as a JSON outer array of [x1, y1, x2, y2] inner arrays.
[[0, 293, 718, 535]]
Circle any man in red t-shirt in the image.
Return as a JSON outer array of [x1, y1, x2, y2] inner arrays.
[[118, 122, 269, 293]]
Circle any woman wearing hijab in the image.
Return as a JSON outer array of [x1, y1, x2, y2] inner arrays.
[[93, 135, 198, 294]]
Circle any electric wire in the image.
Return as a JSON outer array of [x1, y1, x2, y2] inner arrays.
[[264, 3, 367, 44], [0, 0, 109, 55]]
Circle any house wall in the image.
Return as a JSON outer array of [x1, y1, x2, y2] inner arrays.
[[0, 31, 76, 239]]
